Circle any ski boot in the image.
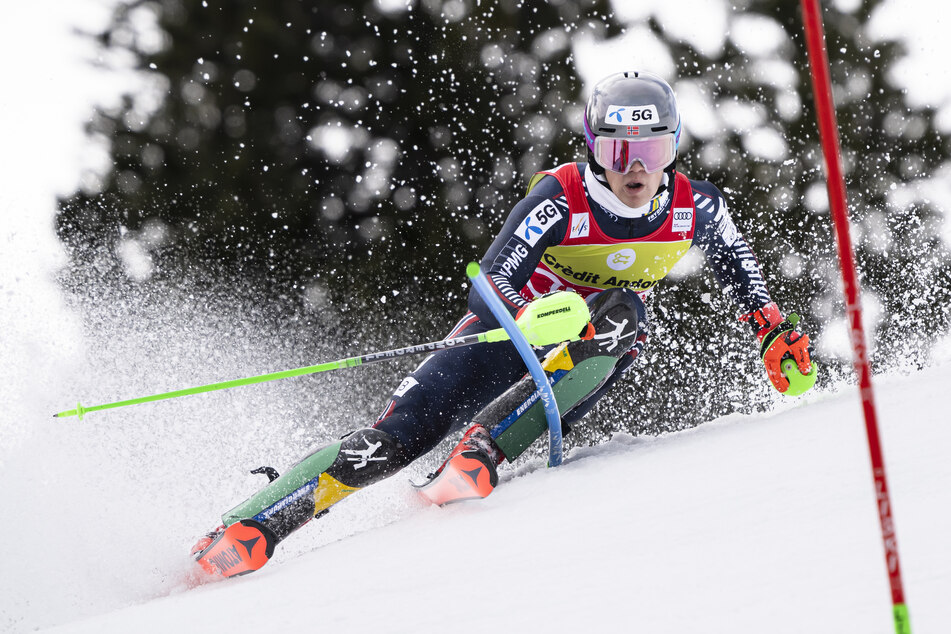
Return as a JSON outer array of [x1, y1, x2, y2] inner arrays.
[[191, 427, 408, 578], [191, 520, 276, 578], [415, 424, 505, 505]]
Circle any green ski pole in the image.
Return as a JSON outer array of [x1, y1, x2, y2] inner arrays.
[[54, 328, 510, 420]]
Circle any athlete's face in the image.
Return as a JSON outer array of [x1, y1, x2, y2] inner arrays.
[[604, 160, 664, 208]]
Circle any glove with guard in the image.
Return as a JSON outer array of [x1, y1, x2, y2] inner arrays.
[[515, 290, 594, 348], [743, 302, 817, 396]]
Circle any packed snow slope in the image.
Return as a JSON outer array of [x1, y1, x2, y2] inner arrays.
[[40, 365, 949, 634]]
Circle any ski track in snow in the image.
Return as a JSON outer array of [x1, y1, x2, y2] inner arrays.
[[21, 364, 950, 634]]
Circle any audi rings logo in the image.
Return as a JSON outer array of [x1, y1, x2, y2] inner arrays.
[[606, 248, 636, 271], [672, 207, 694, 233]]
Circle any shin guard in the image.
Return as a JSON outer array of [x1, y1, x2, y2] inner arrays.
[[222, 428, 408, 543]]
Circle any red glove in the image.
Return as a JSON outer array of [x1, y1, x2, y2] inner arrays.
[[741, 302, 784, 343]]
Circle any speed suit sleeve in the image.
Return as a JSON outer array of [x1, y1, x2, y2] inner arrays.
[[690, 180, 774, 316]]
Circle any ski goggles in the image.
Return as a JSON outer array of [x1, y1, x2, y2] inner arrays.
[[592, 134, 677, 174]]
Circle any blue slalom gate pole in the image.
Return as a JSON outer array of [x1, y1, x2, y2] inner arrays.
[[466, 262, 564, 466]]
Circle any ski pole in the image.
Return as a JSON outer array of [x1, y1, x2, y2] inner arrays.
[[53, 327, 511, 420], [466, 262, 565, 466]]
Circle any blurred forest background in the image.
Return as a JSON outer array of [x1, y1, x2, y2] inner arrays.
[[54, 0, 951, 442]]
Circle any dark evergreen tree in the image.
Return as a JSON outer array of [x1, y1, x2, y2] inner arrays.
[[56, 0, 619, 309]]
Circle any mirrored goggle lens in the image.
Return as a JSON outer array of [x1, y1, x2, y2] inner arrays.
[[593, 135, 676, 174]]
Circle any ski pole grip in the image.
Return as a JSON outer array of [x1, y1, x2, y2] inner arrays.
[[515, 290, 591, 347], [466, 262, 564, 466]]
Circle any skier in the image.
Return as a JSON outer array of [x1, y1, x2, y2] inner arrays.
[[192, 70, 815, 578]]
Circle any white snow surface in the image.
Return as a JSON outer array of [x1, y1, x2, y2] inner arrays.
[[21, 367, 951, 634]]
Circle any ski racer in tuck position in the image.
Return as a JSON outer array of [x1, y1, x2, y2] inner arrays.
[[192, 70, 816, 577]]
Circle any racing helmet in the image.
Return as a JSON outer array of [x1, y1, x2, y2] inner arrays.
[[584, 71, 682, 175]]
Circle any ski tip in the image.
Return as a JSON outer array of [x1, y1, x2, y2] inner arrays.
[[410, 473, 439, 491]]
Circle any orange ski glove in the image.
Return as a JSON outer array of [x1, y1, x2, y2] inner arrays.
[[761, 317, 816, 395], [742, 303, 817, 395]]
